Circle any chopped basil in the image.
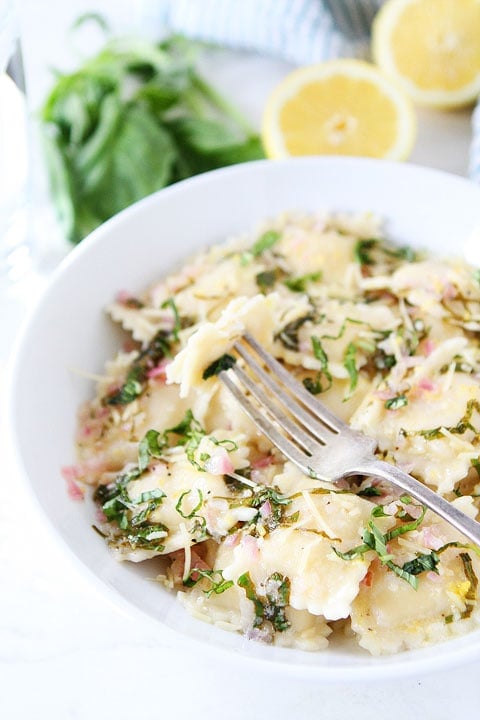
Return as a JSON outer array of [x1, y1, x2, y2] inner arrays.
[[402, 552, 439, 576], [250, 485, 292, 532], [384, 244, 417, 262], [184, 568, 234, 597], [93, 411, 208, 548], [93, 426, 168, 544], [354, 238, 379, 266], [224, 483, 293, 533], [284, 272, 322, 293], [237, 570, 291, 633], [459, 552, 478, 619], [250, 230, 281, 257], [136, 409, 206, 470], [237, 572, 265, 626], [241, 230, 281, 265], [264, 572, 291, 631], [139, 328, 173, 363], [319, 316, 364, 341], [255, 269, 278, 292], [357, 486, 383, 497], [113, 373, 142, 405], [333, 501, 428, 590], [385, 394, 408, 410], [138, 429, 165, 471], [302, 376, 325, 395], [276, 314, 315, 351], [104, 366, 144, 406], [130, 489, 166, 527], [175, 489, 207, 538], [354, 238, 417, 267], [400, 321, 429, 356], [165, 409, 206, 469], [202, 353, 236, 379], [167, 409, 203, 441], [224, 466, 254, 491], [433, 540, 480, 558], [217, 437, 238, 451], [373, 349, 396, 372], [403, 399, 480, 440], [125, 523, 168, 551], [384, 506, 427, 540], [175, 488, 204, 519], [161, 297, 181, 340], [311, 335, 329, 371], [302, 335, 332, 395], [103, 328, 172, 406]]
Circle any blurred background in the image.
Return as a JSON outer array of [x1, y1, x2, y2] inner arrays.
[[12, 0, 476, 280]]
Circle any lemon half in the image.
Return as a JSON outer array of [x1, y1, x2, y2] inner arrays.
[[262, 59, 416, 161], [372, 0, 480, 109]]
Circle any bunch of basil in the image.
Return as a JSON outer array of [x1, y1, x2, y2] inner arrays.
[[41, 36, 264, 244]]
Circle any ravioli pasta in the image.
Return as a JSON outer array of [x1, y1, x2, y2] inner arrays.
[[70, 211, 480, 655]]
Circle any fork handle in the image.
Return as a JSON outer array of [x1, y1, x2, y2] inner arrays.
[[358, 458, 480, 547]]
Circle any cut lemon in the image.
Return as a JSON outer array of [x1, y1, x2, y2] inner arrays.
[[372, 0, 480, 109], [262, 59, 416, 161]]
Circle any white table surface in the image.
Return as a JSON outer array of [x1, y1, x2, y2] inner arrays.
[[2, 2, 479, 718]]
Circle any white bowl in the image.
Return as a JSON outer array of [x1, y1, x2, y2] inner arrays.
[[8, 157, 480, 680]]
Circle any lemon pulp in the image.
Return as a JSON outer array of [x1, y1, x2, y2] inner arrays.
[[280, 75, 399, 157]]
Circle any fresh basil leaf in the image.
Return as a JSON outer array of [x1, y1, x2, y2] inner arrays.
[[214, 135, 264, 164], [81, 104, 176, 221], [42, 70, 114, 145], [41, 131, 78, 242], [169, 116, 246, 154], [41, 34, 264, 244], [75, 92, 123, 182]]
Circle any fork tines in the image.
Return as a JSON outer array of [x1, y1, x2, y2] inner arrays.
[[218, 333, 344, 470]]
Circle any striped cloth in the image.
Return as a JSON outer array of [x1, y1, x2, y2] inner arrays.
[[142, 0, 480, 181]]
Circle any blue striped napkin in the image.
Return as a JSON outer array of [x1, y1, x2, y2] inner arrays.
[[140, 0, 480, 183]]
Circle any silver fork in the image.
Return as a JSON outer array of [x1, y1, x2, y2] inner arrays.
[[219, 332, 480, 546]]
